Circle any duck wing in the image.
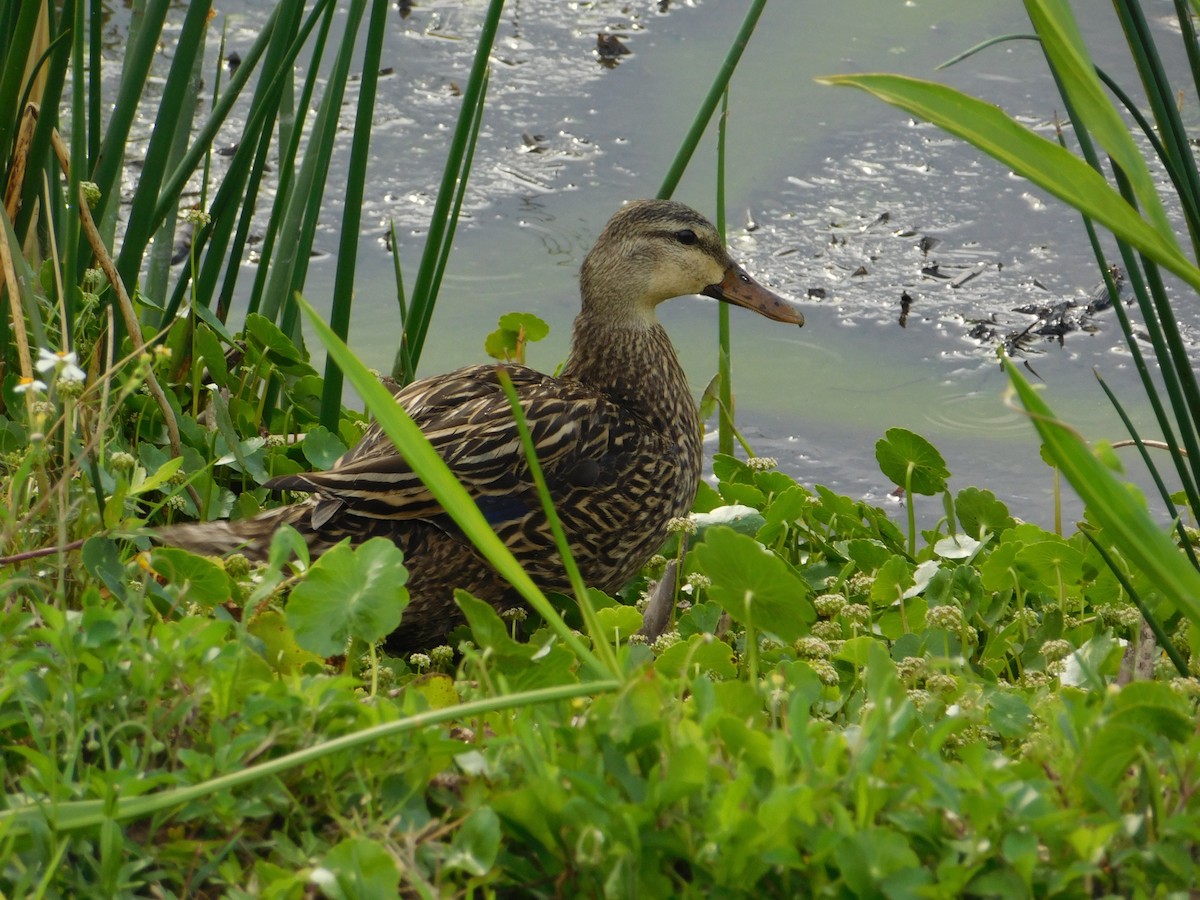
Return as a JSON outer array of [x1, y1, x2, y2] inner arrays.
[[266, 364, 622, 530]]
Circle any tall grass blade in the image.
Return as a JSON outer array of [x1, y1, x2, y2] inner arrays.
[[657, 0, 769, 200], [141, 15, 208, 308], [149, 1, 295, 240], [1092, 368, 1197, 568], [257, 2, 343, 328], [1109, 0, 1200, 246], [496, 370, 622, 675], [158, 3, 308, 326], [816, 73, 1200, 294], [114, 0, 212, 293], [87, 0, 170, 246], [0, 0, 44, 167], [1022, 0, 1173, 241], [397, 0, 506, 380], [1004, 356, 1200, 628], [715, 88, 733, 457], [320, 0, 389, 430], [1046, 90, 1200, 524], [422, 67, 489, 352]]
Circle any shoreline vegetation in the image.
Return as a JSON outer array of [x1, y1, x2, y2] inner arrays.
[[2, 0, 1199, 895]]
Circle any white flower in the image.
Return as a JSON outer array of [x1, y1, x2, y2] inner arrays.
[[35, 348, 86, 384], [14, 376, 47, 394]]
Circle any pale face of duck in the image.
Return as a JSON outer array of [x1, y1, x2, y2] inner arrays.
[[578, 199, 804, 329]]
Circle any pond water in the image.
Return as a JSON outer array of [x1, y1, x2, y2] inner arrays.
[[139, 1, 1198, 528]]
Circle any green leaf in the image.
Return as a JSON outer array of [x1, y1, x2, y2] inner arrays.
[[286, 538, 409, 654], [1015, 540, 1085, 590], [693, 526, 815, 642], [129, 455, 184, 496], [244, 313, 304, 362], [319, 837, 401, 900], [81, 537, 128, 602], [247, 610, 324, 674], [483, 327, 519, 361], [301, 424, 349, 470], [497, 311, 549, 341], [654, 633, 737, 679], [875, 428, 950, 495], [595, 605, 644, 643], [194, 323, 229, 388], [444, 807, 501, 877], [871, 555, 915, 606], [844, 539, 893, 575], [691, 504, 766, 538], [987, 690, 1034, 740], [484, 312, 550, 362], [956, 486, 1016, 538], [455, 592, 578, 689], [150, 547, 235, 608]]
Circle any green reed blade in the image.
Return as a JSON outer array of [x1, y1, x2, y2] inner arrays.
[[390, 221, 415, 385], [148, 2, 298, 236], [158, 3, 308, 326], [715, 87, 733, 457], [1006, 356, 1200, 628], [1109, 165, 1200, 498], [397, 0, 506, 380], [275, 0, 370, 345], [142, 16, 208, 308], [496, 370, 622, 676], [1080, 529, 1189, 677], [1093, 368, 1198, 570], [320, 0, 389, 430], [1111, 0, 1200, 248], [1093, 67, 1200, 257], [1022, 0, 1173, 243], [1044, 80, 1200, 525], [114, 0, 212, 292], [86, 0, 170, 244], [419, 68, 489, 377], [6, 6, 70, 260], [257, 3, 339, 327], [0, 0, 44, 166], [657, 0, 769, 200]]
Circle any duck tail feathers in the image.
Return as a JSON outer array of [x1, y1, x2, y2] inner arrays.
[[155, 504, 314, 560]]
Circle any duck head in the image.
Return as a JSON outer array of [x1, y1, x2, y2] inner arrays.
[[578, 199, 803, 328]]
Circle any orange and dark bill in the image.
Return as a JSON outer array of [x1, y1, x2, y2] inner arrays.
[[703, 265, 804, 326]]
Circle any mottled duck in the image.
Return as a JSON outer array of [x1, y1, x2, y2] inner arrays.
[[159, 199, 804, 652]]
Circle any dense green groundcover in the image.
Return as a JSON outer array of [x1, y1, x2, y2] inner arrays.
[[2, 329, 1198, 896]]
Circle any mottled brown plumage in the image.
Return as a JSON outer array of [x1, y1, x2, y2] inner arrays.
[[158, 200, 803, 653]]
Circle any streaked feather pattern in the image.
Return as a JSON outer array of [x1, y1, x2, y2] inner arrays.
[[157, 200, 801, 653]]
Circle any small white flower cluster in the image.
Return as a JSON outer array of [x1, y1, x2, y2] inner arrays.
[[746, 456, 778, 472], [666, 516, 698, 535], [17, 348, 87, 396]]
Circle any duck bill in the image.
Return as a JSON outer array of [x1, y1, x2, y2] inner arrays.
[[703, 265, 804, 326]]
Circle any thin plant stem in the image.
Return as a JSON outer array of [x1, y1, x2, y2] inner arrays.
[[657, 0, 769, 199]]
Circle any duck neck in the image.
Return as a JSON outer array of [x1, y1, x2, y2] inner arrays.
[[560, 310, 699, 440]]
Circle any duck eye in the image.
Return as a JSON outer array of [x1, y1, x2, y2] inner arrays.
[[674, 229, 699, 246]]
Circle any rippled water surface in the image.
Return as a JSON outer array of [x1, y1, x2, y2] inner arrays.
[[118, 0, 1198, 526]]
